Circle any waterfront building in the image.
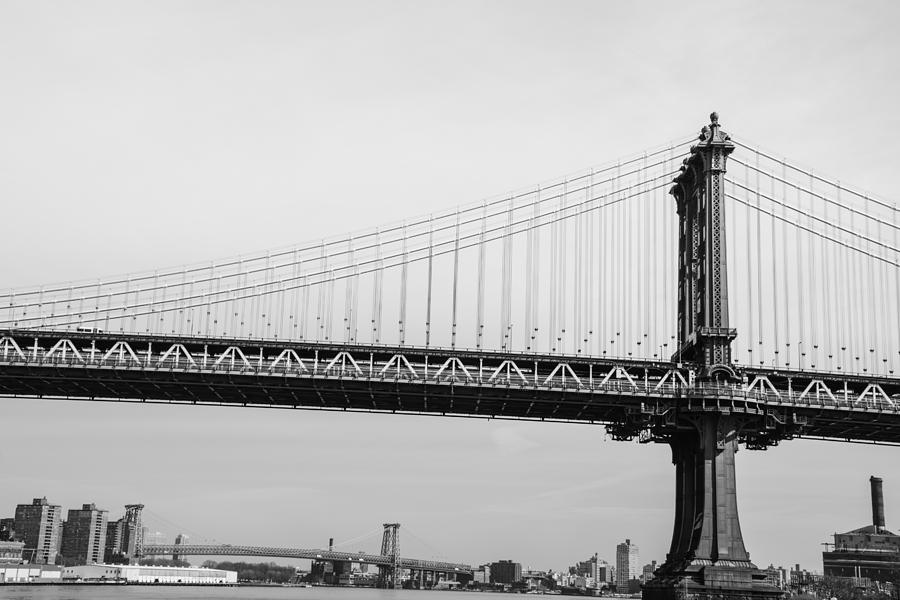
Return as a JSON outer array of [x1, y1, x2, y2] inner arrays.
[[60, 503, 108, 566], [0, 563, 63, 583], [616, 539, 639, 591], [822, 476, 900, 585], [62, 563, 237, 584], [0, 541, 24, 564], [489, 559, 522, 584], [13, 497, 62, 564]]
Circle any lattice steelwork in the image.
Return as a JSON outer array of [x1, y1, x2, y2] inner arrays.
[[378, 523, 401, 589]]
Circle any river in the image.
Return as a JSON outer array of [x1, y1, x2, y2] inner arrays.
[[0, 586, 514, 600]]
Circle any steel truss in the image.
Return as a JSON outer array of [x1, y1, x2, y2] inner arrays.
[[0, 328, 898, 444]]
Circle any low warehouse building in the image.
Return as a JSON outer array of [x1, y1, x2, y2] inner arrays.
[[62, 564, 237, 584]]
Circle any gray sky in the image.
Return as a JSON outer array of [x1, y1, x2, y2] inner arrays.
[[1, 0, 899, 573]]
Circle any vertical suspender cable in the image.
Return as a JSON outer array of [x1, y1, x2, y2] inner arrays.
[[524, 201, 534, 351], [372, 229, 383, 344], [806, 178, 816, 368], [588, 170, 595, 355], [186, 275, 194, 337], [326, 268, 336, 341], [533, 188, 541, 351], [878, 200, 889, 373], [852, 189, 865, 373], [477, 204, 487, 348], [451, 211, 460, 349], [744, 162, 753, 365], [549, 186, 558, 352], [351, 257, 360, 343], [148, 272, 158, 334], [203, 264, 212, 337], [559, 181, 567, 352], [425, 216, 434, 347], [291, 251, 300, 340], [577, 178, 585, 353], [837, 183, 848, 370], [317, 242, 326, 341], [345, 237, 354, 343], [601, 181, 607, 356], [400, 225, 408, 346], [894, 201, 899, 373], [770, 169, 779, 367], [755, 151, 763, 365], [780, 161, 790, 365], [276, 259, 285, 339], [796, 183, 806, 369], [865, 194, 877, 372], [639, 153, 647, 356], [264, 252, 272, 338], [664, 148, 672, 358], [820, 174, 834, 368], [500, 198, 511, 349]]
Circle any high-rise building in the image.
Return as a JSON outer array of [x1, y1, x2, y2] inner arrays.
[[14, 497, 63, 564], [103, 504, 144, 562], [60, 504, 108, 566], [615, 539, 639, 591], [104, 518, 124, 562], [490, 560, 522, 584], [572, 553, 610, 588], [641, 560, 657, 582]]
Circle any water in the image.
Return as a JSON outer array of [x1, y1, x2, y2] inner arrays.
[[0, 587, 501, 600]]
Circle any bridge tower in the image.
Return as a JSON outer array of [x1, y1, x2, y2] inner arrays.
[[124, 504, 145, 562], [671, 111, 736, 380], [641, 114, 781, 600], [378, 523, 401, 589]]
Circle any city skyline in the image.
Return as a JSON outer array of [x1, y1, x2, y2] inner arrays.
[[1, 0, 899, 577]]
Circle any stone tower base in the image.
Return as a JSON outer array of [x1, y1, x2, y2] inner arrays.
[[642, 563, 783, 600]]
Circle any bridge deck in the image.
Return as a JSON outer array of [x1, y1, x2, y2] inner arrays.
[[1, 330, 898, 444]]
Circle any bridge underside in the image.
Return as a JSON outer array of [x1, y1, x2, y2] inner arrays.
[[2, 360, 899, 442]]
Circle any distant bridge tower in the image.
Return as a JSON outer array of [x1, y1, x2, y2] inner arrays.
[[378, 523, 401, 589], [124, 504, 145, 561]]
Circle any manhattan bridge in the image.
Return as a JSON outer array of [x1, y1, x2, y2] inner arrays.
[[1, 113, 898, 599]]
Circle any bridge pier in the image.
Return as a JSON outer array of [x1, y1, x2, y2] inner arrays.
[[642, 413, 780, 600]]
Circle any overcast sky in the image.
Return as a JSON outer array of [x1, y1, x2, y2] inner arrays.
[[1, 0, 899, 574]]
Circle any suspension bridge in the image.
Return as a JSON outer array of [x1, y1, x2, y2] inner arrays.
[[1, 112, 898, 599], [142, 524, 471, 588]]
